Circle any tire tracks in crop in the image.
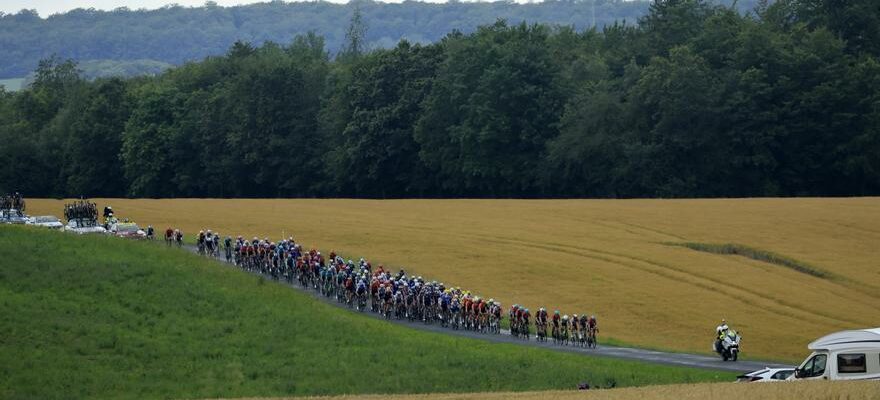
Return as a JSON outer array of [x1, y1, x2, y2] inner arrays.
[[184, 245, 790, 373], [474, 231, 861, 326], [388, 225, 866, 328]]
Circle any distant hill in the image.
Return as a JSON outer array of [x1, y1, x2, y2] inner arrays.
[[0, 77, 24, 91], [76, 58, 174, 80], [0, 0, 755, 78], [2, 59, 173, 90]]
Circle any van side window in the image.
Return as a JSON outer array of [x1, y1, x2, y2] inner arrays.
[[803, 354, 827, 377], [837, 354, 866, 373]]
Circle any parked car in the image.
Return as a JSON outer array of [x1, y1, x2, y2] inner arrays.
[[0, 209, 27, 224], [27, 215, 64, 229], [736, 367, 795, 382], [111, 222, 147, 239], [790, 328, 880, 381], [64, 219, 107, 235]]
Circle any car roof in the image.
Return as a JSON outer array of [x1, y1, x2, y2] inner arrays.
[[809, 328, 880, 351], [743, 369, 770, 376], [745, 367, 792, 376]]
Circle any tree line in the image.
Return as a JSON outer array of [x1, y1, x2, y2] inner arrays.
[[0, 0, 878, 198]]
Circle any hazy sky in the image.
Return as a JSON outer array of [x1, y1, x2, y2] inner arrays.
[[2, 0, 444, 17]]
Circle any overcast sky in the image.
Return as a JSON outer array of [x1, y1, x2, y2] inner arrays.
[[2, 0, 447, 17]]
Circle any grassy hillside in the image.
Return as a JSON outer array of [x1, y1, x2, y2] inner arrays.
[[27, 198, 880, 362], [0, 226, 727, 400], [245, 381, 880, 400]]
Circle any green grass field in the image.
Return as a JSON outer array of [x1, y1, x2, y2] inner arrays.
[[0, 226, 730, 399]]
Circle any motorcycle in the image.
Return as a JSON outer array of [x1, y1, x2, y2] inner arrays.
[[715, 330, 741, 361]]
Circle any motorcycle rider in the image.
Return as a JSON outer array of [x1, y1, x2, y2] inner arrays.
[[714, 319, 729, 353]]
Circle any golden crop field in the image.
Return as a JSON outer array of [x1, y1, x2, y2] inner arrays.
[[233, 380, 880, 400], [28, 198, 880, 361]]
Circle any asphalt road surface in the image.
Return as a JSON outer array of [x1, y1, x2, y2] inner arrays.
[[187, 245, 793, 373]]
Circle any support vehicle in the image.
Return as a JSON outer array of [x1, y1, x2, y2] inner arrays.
[[791, 328, 880, 381], [64, 218, 107, 235], [27, 215, 64, 229], [0, 209, 27, 224]]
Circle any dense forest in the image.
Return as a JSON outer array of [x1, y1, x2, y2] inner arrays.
[[0, 0, 755, 79], [0, 0, 878, 198]]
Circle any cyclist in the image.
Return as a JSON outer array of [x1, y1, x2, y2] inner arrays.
[[224, 236, 233, 262]]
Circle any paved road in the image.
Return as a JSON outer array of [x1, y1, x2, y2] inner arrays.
[[188, 246, 793, 374]]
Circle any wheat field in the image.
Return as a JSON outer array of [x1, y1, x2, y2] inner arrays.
[[27, 198, 880, 361], [229, 380, 879, 400]]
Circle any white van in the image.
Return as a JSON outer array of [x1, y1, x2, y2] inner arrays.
[[791, 328, 880, 381]]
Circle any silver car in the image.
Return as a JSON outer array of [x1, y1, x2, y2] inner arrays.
[[736, 367, 795, 382], [0, 209, 27, 224], [64, 219, 107, 235], [27, 215, 64, 229]]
